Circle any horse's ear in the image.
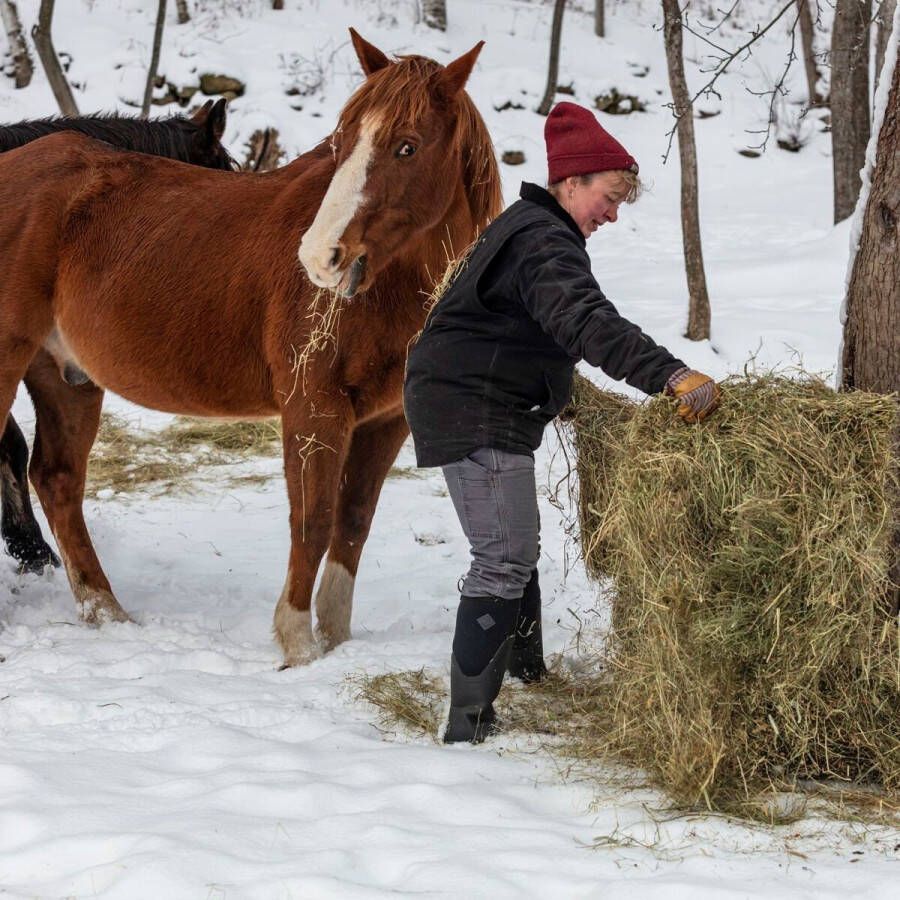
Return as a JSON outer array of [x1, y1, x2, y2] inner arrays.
[[207, 98, 227, 141], [190, 99, 215, 124], [438, 41, 484, 100], [349, 28, 391, 76]]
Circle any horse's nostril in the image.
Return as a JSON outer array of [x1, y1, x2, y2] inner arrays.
[[329, 246, 341, 268]]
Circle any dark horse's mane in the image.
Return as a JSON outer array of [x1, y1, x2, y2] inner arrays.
[[0, 111, 237, 170]]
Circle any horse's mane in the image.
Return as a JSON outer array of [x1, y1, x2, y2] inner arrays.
[[339, 55, 502, 233], [0, 112, 237, 170]]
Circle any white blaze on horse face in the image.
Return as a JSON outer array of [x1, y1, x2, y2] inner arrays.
[[298, 115, 380, 289]]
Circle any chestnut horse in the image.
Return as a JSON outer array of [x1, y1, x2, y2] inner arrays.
[[0, 30, 501, 666], [0, 99, 234, 575]]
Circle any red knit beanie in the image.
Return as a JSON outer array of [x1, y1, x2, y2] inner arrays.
[[544, 101, 638, 183]]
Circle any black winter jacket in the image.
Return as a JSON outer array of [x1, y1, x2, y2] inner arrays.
[[403, 182, 685, 467]]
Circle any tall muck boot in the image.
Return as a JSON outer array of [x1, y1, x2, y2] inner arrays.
[[444, 594, 519, 744], [507, 569, 548, 683]]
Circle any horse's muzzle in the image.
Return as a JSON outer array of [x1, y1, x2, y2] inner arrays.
[[340, 254, 367, 298]]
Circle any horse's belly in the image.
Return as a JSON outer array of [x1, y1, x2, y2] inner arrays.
[[56, 321, 276, 418]]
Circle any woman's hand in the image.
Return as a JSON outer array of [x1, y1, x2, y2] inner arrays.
[[665, 367, 721, 423]]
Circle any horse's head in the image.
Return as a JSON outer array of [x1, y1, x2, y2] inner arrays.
[[187, 98, 237, 171], [299, 29, 500, 298]]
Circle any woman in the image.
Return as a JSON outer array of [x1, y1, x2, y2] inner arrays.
[[403, 101, 720, 743]]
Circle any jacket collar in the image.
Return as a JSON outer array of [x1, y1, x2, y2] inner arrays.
[[519, 182, 586, 246]]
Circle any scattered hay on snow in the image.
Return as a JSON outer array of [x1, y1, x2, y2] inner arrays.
[[86, 412, 282, 497], [161, 418, 281, 455], [349, 668, 445, 738]]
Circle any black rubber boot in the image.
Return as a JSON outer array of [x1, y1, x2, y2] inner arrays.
[[508, 570, 548, 683], [444, 637, 513, 744], [444, 594, 519, 744]]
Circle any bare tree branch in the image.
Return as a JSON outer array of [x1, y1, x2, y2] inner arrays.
[[141, 0, 167, 119], [661, 0, 799, 163], [743, 10, 801, 153], [31, 0, 79, 116]]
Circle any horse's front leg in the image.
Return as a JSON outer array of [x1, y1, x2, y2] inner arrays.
[[274, 395, 354, 668], [315, 411, 410, 650]]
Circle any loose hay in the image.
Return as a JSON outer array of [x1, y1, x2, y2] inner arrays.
[[566, 371, 899, 814], [86, 412, 184, 496], [86, 412, 282, 497], [350, 668, 445, 738], [162, 418, 282, 455]]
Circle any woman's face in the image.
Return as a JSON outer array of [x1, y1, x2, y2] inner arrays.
[[560, 172, 629, 238]]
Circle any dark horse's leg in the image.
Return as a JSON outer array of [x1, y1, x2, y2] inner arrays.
[[314, 410, 409, 650], [0, 415, 61, 572], [274, 393, 355, 667], [24, 351, 130, 624]]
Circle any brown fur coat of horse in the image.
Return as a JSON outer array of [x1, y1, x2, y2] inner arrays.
[[0, 31, 501, 666]]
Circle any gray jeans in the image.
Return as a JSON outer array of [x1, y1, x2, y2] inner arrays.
[[441, 447, 540, 600]]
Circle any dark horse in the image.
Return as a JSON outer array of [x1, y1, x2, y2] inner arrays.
[[0, 30, 501, 666], [0, 98, 234, 574]]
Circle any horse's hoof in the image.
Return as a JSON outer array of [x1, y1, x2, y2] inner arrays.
[[314, 624, 351, 653], [278, 642, 322, 669], [79, 591, 134, 626], [273, 601, 321, 667], [6, 539, 61, 574]]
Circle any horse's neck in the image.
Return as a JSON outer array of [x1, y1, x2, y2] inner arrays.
[[271, 143, 338, 228], [408, 184, 478, 295]]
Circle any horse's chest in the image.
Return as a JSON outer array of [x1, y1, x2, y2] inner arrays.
[[347, 355, 406, 418]]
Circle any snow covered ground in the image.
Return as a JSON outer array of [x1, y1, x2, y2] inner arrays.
[[1, 1, 897, 896]]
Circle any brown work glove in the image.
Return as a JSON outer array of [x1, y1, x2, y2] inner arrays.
[[665, 367, 721, 423]]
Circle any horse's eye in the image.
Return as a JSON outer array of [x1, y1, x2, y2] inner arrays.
[[396, 142, 417, 158]]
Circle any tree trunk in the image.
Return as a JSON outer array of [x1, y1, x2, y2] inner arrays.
[[840, 20, 899, 616], [0, 0, 33, 88], [831, 0, 872, 223], [243, 127, 285, 172], [272, 0, 284, 9], [595, 0, 605, 38], [797, 0, 821, 105], [421, 0, 447, 31], [875, 0, 897, 89], [175, 0, 190, 24], [31, 0, 78, 115], [141, 0, 167, 119], [662, 0, 711, 341], [537, 0, 566, 116], [841, 51, 899, 395]]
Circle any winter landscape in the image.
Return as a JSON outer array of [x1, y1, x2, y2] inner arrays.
[[0, 0, 898, 897]]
